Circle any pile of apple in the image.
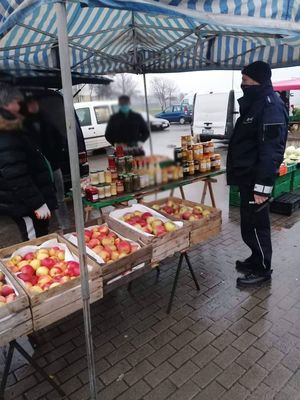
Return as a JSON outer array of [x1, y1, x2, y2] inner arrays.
[[6, 247, 80, 295], [0, 271, 17, 306], [84, 225, 139, 263], [120, 211, 177, 236], [152, 200, 210, 221]]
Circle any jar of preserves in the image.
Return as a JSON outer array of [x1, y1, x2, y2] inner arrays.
[[90, 171, 99, 185], [105, 170, 112, 184], [162, 168, 168, 183], [206, 156, 211, 171], [174, 147, 183, 163], [214, 154, 221, 170], [182, 147, 187, 162], [210, 155, 216, 170], [97, 185, 105, 199], [187, 147, 194, 162], [133, 174, 141, 191], [183, 161, 189, 177], [116, 180, 124, 194], [200, 158, 206, 173], [115, 145, 124, 157], [111, 169, 118, 182], [85, 186, 98, 202], [124, 175, 133, 193], [194, 160, 200, 173], [208, 141, 214, 154], [108, 155, 116, 170], [188, 161, 195, 175], [98, 170, 105, 184], [110, 182, 117, 196], [104, 185, 111, 198], [203, 143, 210, 155], [117, 157, 126, 174], [193, 144, 203, 161], [125, 156, 133, 173], [181, 136, 187, 148], [177, 164, 184, 179]]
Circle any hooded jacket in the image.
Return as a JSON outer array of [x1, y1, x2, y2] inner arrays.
[[0, 109, 57, 218], [227, 83, 288, 196]]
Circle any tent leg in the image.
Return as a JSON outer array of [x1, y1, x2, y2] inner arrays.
[[55, 3, 97, 400], [143, 74, 154, 155]]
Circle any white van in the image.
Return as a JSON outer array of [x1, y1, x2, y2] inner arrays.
[[74, 100, 118, 151], [192, 90, 242, 141]]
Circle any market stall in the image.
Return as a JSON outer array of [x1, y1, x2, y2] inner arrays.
[[2, 0, 300, 399]]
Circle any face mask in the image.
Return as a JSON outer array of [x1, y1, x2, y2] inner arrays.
[[241, 84, 261, 98], [119, 105, 130, 114]]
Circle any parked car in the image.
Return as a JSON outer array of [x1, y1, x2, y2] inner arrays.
[[74, 100, 118, 151], [155, 104, 192, 124], [140, 112, 170, 130], [22, 88, 89, 191]]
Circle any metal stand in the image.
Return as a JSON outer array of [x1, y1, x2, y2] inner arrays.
[[167, 252, 200, 314], [0, 340, 65, 399]]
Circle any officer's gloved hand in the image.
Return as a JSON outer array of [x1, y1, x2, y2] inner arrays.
[[34, 204, 51, 219]]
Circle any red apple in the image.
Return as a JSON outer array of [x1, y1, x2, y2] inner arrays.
[[1, 285, 15, 297], [153, 225, 167, 236], [6, 293, 16, 303], [182, 211, 192, 220], [20, 265, 35, 276], [162, 206, 173, 215], [49, 267, 63, 277], [18, 273, 33, 283], [88, 238, 100, 248], [142, 212, 153, 220], [23, 252, 35, 261], [41, 257, 56, 268], [117, 241, 131, 255], [98, 225, 109, 235], [84, 230, 92, 238], [31, 276, 38, 285]]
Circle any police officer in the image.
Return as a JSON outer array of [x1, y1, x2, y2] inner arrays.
[[227, 61, 288, 286]]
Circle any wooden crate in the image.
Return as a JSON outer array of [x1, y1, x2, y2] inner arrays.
[[65, 224, 152, 286], [107, 215, 190, 264], [144, 197, 222, 246], [0, 234, 103, 331], [0, 264, 33, 346]]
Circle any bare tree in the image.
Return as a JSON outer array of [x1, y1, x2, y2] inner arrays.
[[151, 77, 178, 110], [112, 73, 138, 97]]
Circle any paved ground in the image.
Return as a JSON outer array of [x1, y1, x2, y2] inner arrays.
[[1, 125, 300, 399], [1, 189, 300, 400]]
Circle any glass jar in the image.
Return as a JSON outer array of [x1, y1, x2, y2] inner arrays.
[[97, 185, 105, 199], [194, 160, 200, 173], [210, 155, 216, 171], [98, 170, 105, 184], [188, 161, 195, 175], [200, 158, 206, 173], [177, 164, 184, 179], [116, 180, 124, 194], [111, 169, 118, 182], [85, 187, 98, 202], [214, 154, 221, 170], [209, 141, 214, 154], [133, 174, 141, 191], [124, 175, 133, 193], [90, 171, 99, 185], [117, 157, 126, 174], [108, 155, 116, 170], [105, 170, 112, 184], [187, 147, 194, 162], [110, 182, 117, 196], [183, 161, 189, 177], [206, 157, 211, 171], [104, 185, 111, 198], [174, 147, 183, 163], [125, 156, 134, 173], [193, 144, 203, 161]]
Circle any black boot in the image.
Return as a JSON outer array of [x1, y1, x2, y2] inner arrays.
[[237, 270, 272, 287], [236, 258, 255, 274]]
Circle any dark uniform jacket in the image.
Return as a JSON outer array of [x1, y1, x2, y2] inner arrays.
[[227, 83, 288, 196], [105, 110, 150, 146], [0, 109, 57, 218]]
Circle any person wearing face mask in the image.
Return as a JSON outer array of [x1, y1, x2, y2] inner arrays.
[[227, 61, 288, 287], [0, 83, 57, 241], [105, 95, 150, 155], [22, 97, 71, 231]]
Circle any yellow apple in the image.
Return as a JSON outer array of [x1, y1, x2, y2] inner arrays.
[[49, 282, 61, 289], [17, 260, 31, 269], [29, 259, 41, 270], [11, 255, 22, 265], [36, 267, 49, 276], [36, 253, 49, 261], [30, 285, 43, 294], [57, 251, 65, 261]]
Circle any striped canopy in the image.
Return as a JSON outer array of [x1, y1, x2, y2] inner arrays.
[[1, 0, 300, 79]]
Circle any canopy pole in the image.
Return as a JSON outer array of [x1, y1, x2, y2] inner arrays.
[[55, 3, 98, 400], [143, 73, 153, 155]]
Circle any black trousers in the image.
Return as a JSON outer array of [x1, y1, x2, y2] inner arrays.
[[13, 213, 49, 242], [239, 185, 272, 272]]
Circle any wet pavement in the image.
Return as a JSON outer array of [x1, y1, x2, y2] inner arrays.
[[1, 126, 300, 399]]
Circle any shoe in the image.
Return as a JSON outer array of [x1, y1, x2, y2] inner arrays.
[[236, 259, 255, 274], [237, 270, 272, 287]]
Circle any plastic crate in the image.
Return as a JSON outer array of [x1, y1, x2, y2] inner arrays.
[[291, 168, 300, 191], [270, 192, 300, 216], [287, 163, 297, 173], [272, 173, 292, 198]]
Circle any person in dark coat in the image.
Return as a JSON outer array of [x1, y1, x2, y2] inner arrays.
[[0, 84, 57, 240], [105, 95, 150, 154], [22, 97, 71, 230], [227, 61, 288, 286]]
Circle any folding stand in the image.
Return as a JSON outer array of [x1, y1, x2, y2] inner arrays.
[[167, 252, 200, 314], [0, 340, 65, 400]]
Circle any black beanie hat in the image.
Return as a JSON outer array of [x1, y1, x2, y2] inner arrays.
[[242, 61, 272, 84]]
